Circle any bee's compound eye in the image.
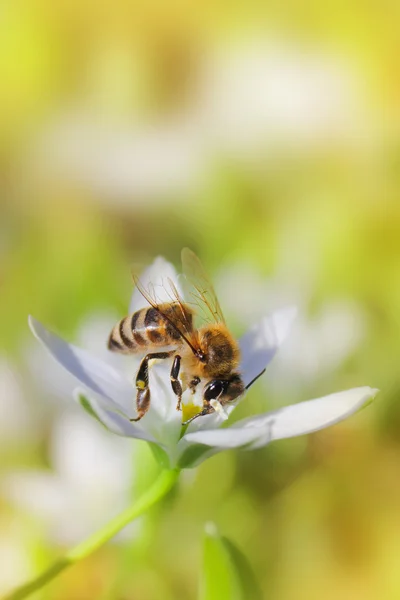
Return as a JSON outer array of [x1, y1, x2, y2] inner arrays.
[[204, 380, 225, 402]]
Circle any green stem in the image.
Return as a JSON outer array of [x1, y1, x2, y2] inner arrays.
[[4, 468, 180, 600]]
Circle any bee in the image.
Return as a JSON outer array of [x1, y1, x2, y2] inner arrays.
[[108, 248, 245, 425]]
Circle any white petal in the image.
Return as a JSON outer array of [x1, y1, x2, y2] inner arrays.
[[50, 411, 135, 488], [182, 386, 377, 451], [129, 257, 182, 314], [181, 426, 265, 448], [239, 306, 297, 387], [29, 316, 133, 412], [236, 386, 379, 449], [4, 471, 73, 520], [74, 388, 156, 443]]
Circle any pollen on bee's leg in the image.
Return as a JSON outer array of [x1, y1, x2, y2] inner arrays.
[[131, 387, 150, 421], [210, 399, 229, 420]]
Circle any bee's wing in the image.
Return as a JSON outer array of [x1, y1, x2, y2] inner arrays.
[[132, 274, 162, 310], [165, 277, 197, 339], [180, 248, 226, 326], [129, 257, 179, 314], [133, 273, 201, 356]]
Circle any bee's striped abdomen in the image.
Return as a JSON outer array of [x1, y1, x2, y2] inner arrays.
[[131, 310, 147, 347], [108, 303, 192, 354]]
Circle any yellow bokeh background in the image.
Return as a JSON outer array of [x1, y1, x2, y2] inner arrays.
[[1, 2, 400, 599]]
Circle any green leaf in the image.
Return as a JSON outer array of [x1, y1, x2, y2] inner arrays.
[[200, 523, 263, 600], [220, 536, 263, 600]]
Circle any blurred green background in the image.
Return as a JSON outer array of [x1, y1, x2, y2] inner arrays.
[[1, 1, 400, 598]]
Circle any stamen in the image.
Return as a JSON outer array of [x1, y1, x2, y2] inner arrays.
[[210, 399, 228, 420]]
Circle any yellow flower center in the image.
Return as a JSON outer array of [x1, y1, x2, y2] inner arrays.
[[182, 402, 202, 423]]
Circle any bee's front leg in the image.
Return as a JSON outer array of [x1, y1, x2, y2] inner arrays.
[[131, 352, 172, 421], [170, 355, 183, 411]]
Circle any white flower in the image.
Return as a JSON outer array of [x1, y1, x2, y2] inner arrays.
[[0, 358, 36, 445], [197, 39, 365, 155], [4, 314, 140, 545], [30, 111, 206, 203], [0, 526, 33, 596], [5, 411, 135, 545], [29, 256, 378, 469]]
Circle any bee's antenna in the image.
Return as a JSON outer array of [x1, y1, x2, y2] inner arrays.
[[245, 368, 266, 390]]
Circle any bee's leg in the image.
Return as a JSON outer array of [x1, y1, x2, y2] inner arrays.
[[170, 355, 183, 411], [131, 352, 172, 421]]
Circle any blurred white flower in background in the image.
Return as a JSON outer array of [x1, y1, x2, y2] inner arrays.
[[0, 525, 32, 596], [271, 299, 365, 393], [24, 36, 369, 204], [3, 313, 139, 545], [198, 39, 365, 156], [0, 358, 36, 445], [5, 411, 135, 545], [30, 112, 206, 204], [216, 261, 365, 398]]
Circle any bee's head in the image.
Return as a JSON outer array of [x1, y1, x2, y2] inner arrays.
[[182, 374, 244, 425], [203, 373, 244, 404]]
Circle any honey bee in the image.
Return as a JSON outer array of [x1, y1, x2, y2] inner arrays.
[[108, 248, 245, 425]]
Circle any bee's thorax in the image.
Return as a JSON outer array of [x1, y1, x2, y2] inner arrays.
[[181, 324, 240, 379]]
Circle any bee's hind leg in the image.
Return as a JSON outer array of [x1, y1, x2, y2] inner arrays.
[[131, 387, 150, 422], [131, 352, 172, 421], [170, 355, 183, 411]]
